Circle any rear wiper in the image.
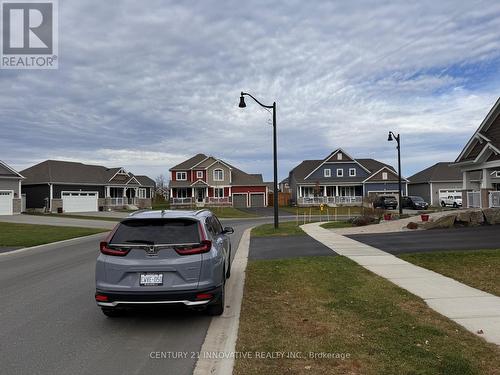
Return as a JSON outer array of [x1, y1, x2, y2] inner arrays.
[[124, 240, 155, 245]]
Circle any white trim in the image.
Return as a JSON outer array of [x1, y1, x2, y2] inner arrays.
[[336, 168, 343, 177], [429, 182, 433, 205], [205, 159, 233, 171], [0, 160, 25, 178], [349, 168, 356, 177], [176, 171, 188, 181], [126, 176, 141, 185], [362, 166, 409, 183], [190, 179, 209, 187], [324, 168, 331, 177], [190, 156, 211, 169], [214, 187, 224, 198], [473, 143, 500, 164], [108, 167, 129, 182], [196, 170, 204, 179]]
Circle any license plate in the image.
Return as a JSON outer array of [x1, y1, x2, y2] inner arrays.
[[140, 273, 163, 286]]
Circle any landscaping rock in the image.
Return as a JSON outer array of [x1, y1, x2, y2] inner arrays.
[[406, 222, 419, 230], [482, 208, 500, 225], [455, 209, 484, 226], [423, 213, 457, 230]]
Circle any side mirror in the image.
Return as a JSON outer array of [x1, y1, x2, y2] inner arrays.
[[223, 227, 234, 235]]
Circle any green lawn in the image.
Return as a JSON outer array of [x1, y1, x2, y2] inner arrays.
[[319, 221, 353, 229], [207, 207, 257, 218], [0, 222, 108, 247], [152, 201, 170, 210], [25, 212, 121, 222], [400, 249, 500, 296], [234, 256, 500, 375], [251, 221, 306, 237]]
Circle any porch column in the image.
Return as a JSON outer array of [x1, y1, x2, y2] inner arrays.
[[122, 188, 126, 197], [335, 186, 339, 196], [323, 186, 327, 196], [191, 188, 194, 198], [105, 186, 110, 198], [481, 168, 493, 189], [462, 171, 473, 190]]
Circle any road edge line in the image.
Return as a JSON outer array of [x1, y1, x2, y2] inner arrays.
[[193, 227, 252, 375], [0, 231, 110, 257]]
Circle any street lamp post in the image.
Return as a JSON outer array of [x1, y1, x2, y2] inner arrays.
[[388, 131, 403, 216], [239, 92, 279, 229]]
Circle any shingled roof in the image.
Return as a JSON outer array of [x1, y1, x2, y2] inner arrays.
[[21, 160, 154, 186], [409, 162, 481, 184]]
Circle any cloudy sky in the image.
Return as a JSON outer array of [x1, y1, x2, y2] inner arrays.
[[1, 0, 500, 181]]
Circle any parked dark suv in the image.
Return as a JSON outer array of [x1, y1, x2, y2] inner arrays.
[[373, 195, 398, 210], [402, 196, 429, 210], [95, 210, 233, 317]]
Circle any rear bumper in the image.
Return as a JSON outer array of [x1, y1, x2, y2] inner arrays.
[[95, 286, 222, 308]]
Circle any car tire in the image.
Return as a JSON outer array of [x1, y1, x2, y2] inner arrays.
[[453, 202, 458, 208], [206, 272, 225, 316], [441, 201, 446, 207], [101, 308, 123, 318]]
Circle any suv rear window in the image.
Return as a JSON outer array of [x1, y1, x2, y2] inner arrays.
[[110, 219, 200, 245]]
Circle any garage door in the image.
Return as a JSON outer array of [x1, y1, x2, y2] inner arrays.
[[250, 193, 265, 207], [0, 191, 13, 215], [232, 194, 247, 208], [62, 192, 98, 213]]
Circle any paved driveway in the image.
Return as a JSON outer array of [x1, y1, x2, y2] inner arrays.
[[347, 225, 500, 254]]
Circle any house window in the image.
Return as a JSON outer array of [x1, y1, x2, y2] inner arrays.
[[337, 153, 343, 160], [213, 169, 224, 181], [349, 168, 356, 177], [196, 171, 203, 179], [324, 169, 331, 177], [337, 169, 343, 177], [176, 172, 187, 181], [382, 172, 388, 180], [138, 188, 147, 198], [214, 188, 224, 198]]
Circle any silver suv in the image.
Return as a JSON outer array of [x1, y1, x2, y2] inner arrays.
[[95, 210, 233, 317]]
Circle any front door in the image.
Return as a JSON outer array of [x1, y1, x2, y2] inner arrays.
[[196, 188, 204, 203]]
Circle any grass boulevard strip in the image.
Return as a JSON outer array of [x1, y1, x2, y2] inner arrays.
[[0, 222, 108, 248], [234, 223, 500, 375]]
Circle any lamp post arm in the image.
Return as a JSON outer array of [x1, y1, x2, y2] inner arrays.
[[241, 92, 274, 109]]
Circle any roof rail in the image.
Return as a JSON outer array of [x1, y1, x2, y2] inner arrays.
[[128, 209, 148, 217], [195, 209, 210, 216]]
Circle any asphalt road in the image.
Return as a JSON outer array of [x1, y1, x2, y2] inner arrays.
[[347, 225, 500, 254], [0, 217, 271, 375]]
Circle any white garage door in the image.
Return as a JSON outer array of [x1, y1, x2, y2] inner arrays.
[[62, 192, 98, 213], [0, 191, 13, 215]]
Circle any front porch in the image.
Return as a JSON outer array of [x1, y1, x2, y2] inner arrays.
[[462, 169, 500, 208], [296, 185, 363, 207], [103, 186, 151, 210], [170, 187, 232, 207]]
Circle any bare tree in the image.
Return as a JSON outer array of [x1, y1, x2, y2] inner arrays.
[[155, 174, 167, 189]]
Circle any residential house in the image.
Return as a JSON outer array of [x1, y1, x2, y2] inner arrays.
[[21, 160, 155, 213], [0, 160, 24, 215], [408, 162, 480, 206], [454, 97, 500, 208], [279, 177, 290, 193], [169, 154, 267, 208], [289, 148, 408, 206]]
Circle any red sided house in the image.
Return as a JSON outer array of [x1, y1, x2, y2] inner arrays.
[[168, 154, 268, 208]]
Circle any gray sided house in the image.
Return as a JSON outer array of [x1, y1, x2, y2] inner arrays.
[[289, 148, 408, 206], [21, 160, 155, 213], [408, 162, 481, 206], [454, 97, 500, 208], [0, 160, 24, 215]]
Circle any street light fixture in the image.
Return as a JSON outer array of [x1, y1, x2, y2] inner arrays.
[[388, 131, 403, 215], [239, 92, 279, 229]]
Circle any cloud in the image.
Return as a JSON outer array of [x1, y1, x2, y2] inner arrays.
[[1, 0, 500, 180]]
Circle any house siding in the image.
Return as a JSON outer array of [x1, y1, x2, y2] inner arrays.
[[306, 162, 369, 182], [22, 184, 50, 209], [364, 182, 406, 194], [207, 162, 231, 185], [408, 183, 431, 202], [0, 178, 21, 196]]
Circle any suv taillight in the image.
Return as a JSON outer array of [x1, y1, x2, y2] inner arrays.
[[174, 240, 212, 256], [100, 241, 130, 256]]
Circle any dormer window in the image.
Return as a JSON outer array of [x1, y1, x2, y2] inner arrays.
[[349, 168, 356, 177], [176, 172, 187, 181], [337, 169, 343, 177], [213, 169, 224, 181], [337, 153, 343, 160], [196, 171, 203, 179], [382, 172, 388, 180], [324, 169, 331, 177]]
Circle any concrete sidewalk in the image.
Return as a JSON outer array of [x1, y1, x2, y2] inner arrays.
[[302, 222, 500, 345]]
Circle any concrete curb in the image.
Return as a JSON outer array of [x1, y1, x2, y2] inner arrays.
[[0, 231, 109, 258], [193, 227, 252, 375]]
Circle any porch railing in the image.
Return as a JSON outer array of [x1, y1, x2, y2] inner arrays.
[[108, 197, 139, 206], [297, 196, 362, 206], [467, 191, 481, 208], [206, 197, 232, 205], [170, 197, 193, 205], [489, 191, 500, 208]]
